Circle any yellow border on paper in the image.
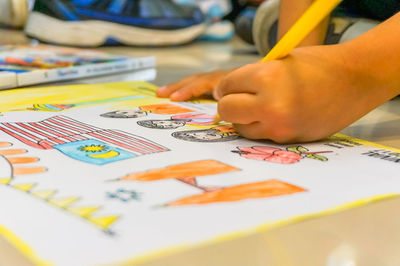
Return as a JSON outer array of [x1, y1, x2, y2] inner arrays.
[[0, 129, 399, 265], [2, 193, 398, 266], [0, 224, 52, 266], [116, 193, 399, 265], [333, 133, 400, 153]]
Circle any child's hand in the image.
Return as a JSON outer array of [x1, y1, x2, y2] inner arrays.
[[156, 69, 233, 101], [215, 45, 394, 143]]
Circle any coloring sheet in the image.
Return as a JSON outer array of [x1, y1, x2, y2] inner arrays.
[[0, 81, 399, 265]]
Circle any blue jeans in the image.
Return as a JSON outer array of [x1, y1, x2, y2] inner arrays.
[[336, 0, 400, 21]]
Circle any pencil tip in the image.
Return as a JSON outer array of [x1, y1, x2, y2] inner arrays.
[[213, 114, 221, 124]]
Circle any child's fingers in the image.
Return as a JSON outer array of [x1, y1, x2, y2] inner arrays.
[[156, 75, 198, 97], [233, 122, 268, 140], [234, 121, 298, 143], [218, 93, 259, 124], [215, 64, 263, 99], [170, 81, 215, 101]]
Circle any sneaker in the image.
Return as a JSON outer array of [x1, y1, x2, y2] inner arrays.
[[174, 0, 234, 41], [197, 20, 234, 41], [252, 0, 380, 56], [325, 17, 379, 44], [252, 0, 279, 56], [0, 0, 30, 28], [235, 6, 258, 45], [24, 0, 206, 47], [174, 0, 231, 21]]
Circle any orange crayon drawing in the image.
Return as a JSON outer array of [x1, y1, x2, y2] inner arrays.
[[0, 148, 28, 156], [101, 104, 197, 120], [121, 160, 239, 192], [0, 141, 119, 234], [139, 103, 194, 115], [167, 179, 306, 206], [122, 160, 239, 181], [118, 160, 306, 206], [0, 142, 11, 148], [0, 141, 46, 180]]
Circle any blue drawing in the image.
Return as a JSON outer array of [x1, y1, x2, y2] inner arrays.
[[106, 188, 141, 202], [54, 139, 135, 165]]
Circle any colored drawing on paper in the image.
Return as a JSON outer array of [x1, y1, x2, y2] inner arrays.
[[54, 140, 136, 165], [286, 146, 332, 161], [0, 81, 159, 114], [172, 113, 215, 126], [0, 116, 169, 165], [119, 160, 239, 194], [8, 183, 119, 233], [0, 141, 119, 233], [139, 104, 194, 115], [101, 104, 197, 120], [0, 44, 128, 69], [137, 120, 186, 129], [106, 188, 141, 202], [176, 177, 223, 193], [117, 160, 305, 206], [21, 95, 145, 112], [233, 146, 332, 164], [0, 141, 47, 184], [172, 125, 240, 143], [137, 114, 216, 130], [121, 160, 240, 181], [167, 180, 306, 206], [101, 109, 148, 119]]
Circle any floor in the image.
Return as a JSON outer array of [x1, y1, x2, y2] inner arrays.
[[1, 27, 400, 266]]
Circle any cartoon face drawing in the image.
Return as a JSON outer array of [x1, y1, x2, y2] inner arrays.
[[101, 109, 148, 119], [172, 114, 215, 126], [137, 120, 186, 129], [137, 113, 216, 130], [172, 127, 240, 142]]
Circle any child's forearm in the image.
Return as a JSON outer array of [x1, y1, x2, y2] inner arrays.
[[341, 12, 400, 98], [279, 0, 329, 46]]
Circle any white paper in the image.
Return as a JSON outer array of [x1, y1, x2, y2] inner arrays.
[[0, 81, 399, 266]]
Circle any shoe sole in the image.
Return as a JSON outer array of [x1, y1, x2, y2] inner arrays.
[[25, 12, 207, 47], [339, 18, 379, 43], [0, 0, 29, 27], [252, 0, 279, 56]]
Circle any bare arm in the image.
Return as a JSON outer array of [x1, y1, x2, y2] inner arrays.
[[214, 12, 400, 143], [157, 0, 332, 101], [279, 0, 329, 46]]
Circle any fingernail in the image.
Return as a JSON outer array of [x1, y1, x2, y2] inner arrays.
[[170, 92, 182, 101], [213, 89, 221, 100], [157, 86, 167, 93]]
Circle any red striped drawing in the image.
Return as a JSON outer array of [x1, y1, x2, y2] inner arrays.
[[0, 116, 168, 165]]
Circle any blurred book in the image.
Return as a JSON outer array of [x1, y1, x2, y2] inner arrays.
[[0, 44, 155, 89]]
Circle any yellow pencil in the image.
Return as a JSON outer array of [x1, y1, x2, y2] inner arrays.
[[214, 0, 343, 123]]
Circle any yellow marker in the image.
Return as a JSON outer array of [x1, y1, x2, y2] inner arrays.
[[214, 0, 343, 123], [262, 0, 343, 62]]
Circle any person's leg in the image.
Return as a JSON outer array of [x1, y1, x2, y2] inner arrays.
[[325, 0, 400, 45], [252, 0, 393, 56], [338, 0, 400, 21], [252, 0, 279, 55]]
